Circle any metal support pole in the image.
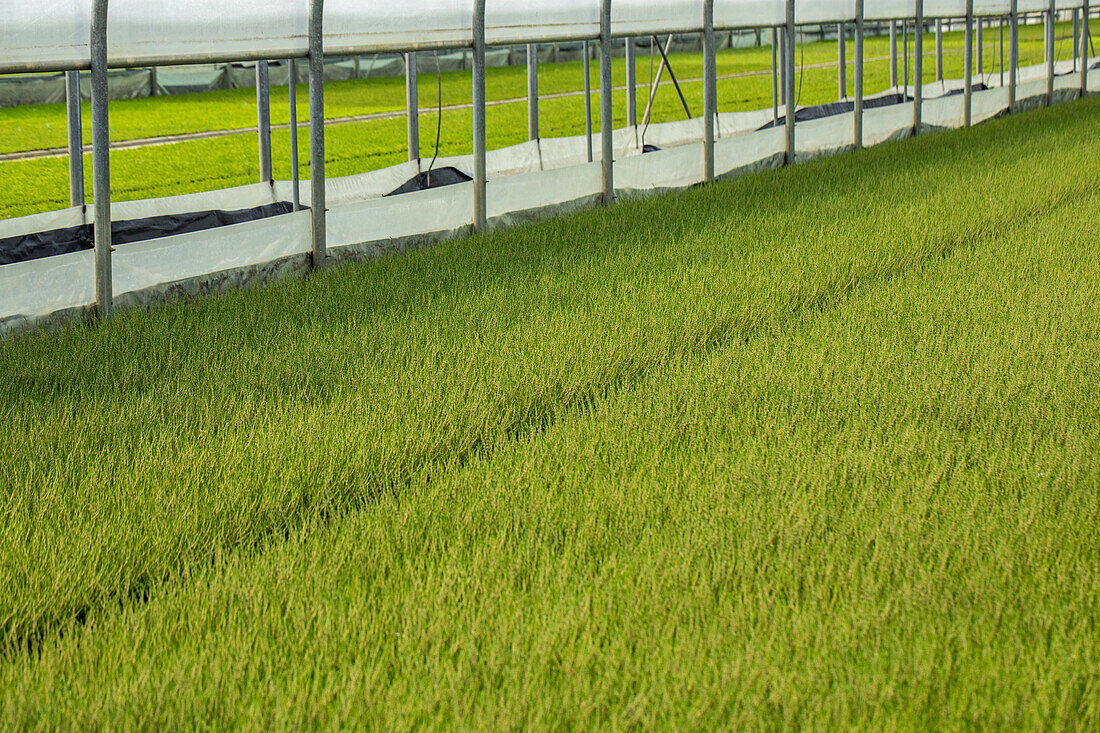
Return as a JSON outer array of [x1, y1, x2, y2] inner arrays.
[[256, 60, 273, 183], [890, 21, 899, 88], [65, 70, 85, 208], [855, 0, 864, 148], [289, 58, 301, 212], [406, 52, 419, 160], [771, 28, 780, 121], [785, 0, 796, 163], [309, 0, 327, 268], [1046, 0, 1056, 105], [626, 38, 637, 128], [583, 41, 593, 163], [1083, 0, 1090, 94], [1000, 17, 1005, 86], [526, 44, 539, 140], [704, 0, 716, 183], [472, 0, 487, 231], [1073, 10, 1080, 69], [778, 28, 786, 104], [965, 0, 974, 126], [838, 23, 847, 99], [600, 0, 614, 204], [91, 0, 111, 320], [978, 18, 984, 77], [903, 19, 910, 94], [915, 0, 924, 132], [1010, 0, 1019, 109], [149, 66, 158, 96], [936, 19, 944, 81]]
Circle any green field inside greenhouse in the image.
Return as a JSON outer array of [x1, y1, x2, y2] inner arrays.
[[0, 21, 1078, 218], [1, 69, 1098, 728]]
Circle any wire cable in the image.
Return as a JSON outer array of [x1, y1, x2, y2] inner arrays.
[[426, 51, 443, 182]]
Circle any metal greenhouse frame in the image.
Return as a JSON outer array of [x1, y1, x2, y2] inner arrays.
[[0, 0, 1095, 333]]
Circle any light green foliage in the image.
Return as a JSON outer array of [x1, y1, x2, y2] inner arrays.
[[0, 93, 1097, 728]]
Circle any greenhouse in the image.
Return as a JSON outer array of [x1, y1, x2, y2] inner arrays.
[[0, 0, 1095, 336]]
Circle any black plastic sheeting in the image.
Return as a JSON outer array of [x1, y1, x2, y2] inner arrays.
[[385, 166, 473, 197], [757, 86, 988, 130], [0, 201, 300, 267]]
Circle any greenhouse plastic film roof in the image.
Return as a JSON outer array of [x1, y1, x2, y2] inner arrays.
[[5, 0, 1087, 74]]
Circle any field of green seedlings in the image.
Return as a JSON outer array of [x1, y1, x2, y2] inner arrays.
[[0, 21, 1074, 219], [1, 85, 1098, 728]]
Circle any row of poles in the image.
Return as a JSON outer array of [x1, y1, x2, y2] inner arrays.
[[58, 1, 1092, 321], [839, 10, 1093, 100]]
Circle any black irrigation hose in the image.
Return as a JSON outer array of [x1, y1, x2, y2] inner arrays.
[[426, 51, 443, 182], [797, 32, 805, 106]]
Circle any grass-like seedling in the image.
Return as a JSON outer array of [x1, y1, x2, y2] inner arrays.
[[0, 92, 1097, 728]]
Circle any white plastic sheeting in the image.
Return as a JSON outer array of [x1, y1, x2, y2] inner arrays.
[[0, 0, 91, 72], [796, 110, 857, 159], [487, 0, 600, 45], [0, 184, 284, 240], [715, 126, 786, 177], [922, 0, 967, 17], [615, 143, 705, 194], [328, 0, 472, 55], [487, 163, 603, 222], [0, 0, 90, 72], [108, 0, 308, 66], [972, 86, 1012, 123], [714, 0, 785, 27], [327, 183, 473, 250], [969, 0, 1010, 13], [796, 0, 857, 23], [0, 205, 85, 241], [865, 1, 916, 21], [864, 101, 917, 145], [0, 250, 93, 322], [1015, 0, 1053, 10], [110, 183, 280, 222], [613, 0, 704, 36], [114, 210, 311, 297], [919, 1, 1081, 15], [713, 0, 857, 28], [278, 162, 421, 208], [922, 91, 966, 128], [18, 1, 1096, 72]]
